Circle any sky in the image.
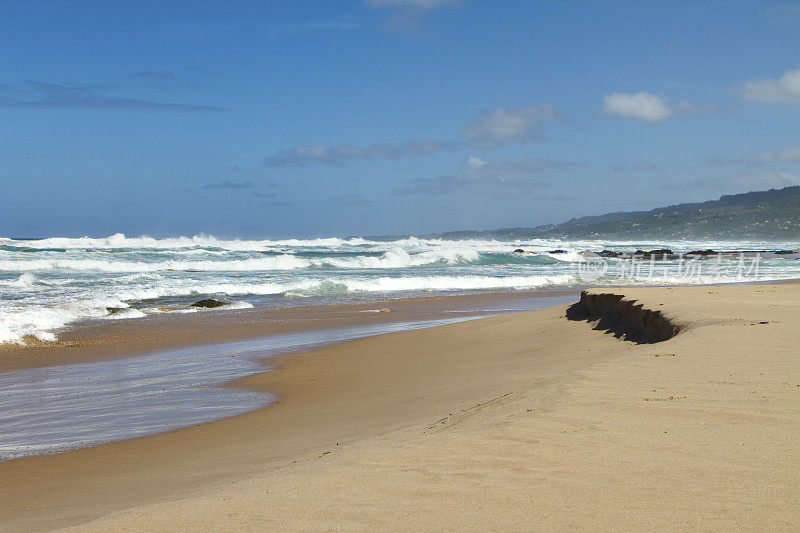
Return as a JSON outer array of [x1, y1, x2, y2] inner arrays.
[[1, 0, 799, 239]]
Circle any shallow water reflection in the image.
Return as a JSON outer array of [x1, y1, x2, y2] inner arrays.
[[0, 315, 498, 460]]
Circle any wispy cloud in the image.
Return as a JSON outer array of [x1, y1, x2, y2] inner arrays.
[[391, 155, 575, 196], [365, 0, 461, 32], [263, 104, 560, 167], [202, 180, 255, 190], [669, 170, 800, 191], [330, 193, 371, 205], [463, 104, 561, 146], [737, 170, 800, 188], [744, 145, 800, 164], [739, 68, 800, 103], [603, 91, 695, 122], [263, 140, 454, 167], [709, 145, 800, 166], [0, 81, 225, 112], [765, 2, 800, 25]]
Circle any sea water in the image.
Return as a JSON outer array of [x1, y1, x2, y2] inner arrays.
[[1, 233, 799, 345], [0, 315, 518, 460]]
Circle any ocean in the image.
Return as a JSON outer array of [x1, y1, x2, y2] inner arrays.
[[1, 233, 799, 345]]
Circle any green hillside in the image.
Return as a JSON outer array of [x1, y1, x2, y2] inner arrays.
[[437, 186, 800, 241]]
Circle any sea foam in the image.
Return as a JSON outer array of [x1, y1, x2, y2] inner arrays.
[[1, 234, 799, 344]]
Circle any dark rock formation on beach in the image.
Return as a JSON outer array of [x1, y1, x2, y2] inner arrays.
[[191, 299, 227, 308], [566, 290, 680, 343]]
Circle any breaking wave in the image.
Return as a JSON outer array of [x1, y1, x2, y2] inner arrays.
[[2, 233, 799, 345]]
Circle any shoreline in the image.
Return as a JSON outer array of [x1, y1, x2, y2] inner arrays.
[[0, 289, 579, 373], [1, 282, 798, 530]]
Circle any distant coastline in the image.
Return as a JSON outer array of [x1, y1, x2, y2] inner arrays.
[[366, 185, 800, 241]]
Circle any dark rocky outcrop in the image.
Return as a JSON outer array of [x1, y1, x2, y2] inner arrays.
[[106, 307, 125, 315], [191, 299, 227, 308], [597, 250, 622, 258], [513, 248, 524, 253], [548, 249, 567, 254], [632, 249, 676, 260], [566, 290, 680, 343], [774, 250, 798, 254], [686, 249, 718, 256]]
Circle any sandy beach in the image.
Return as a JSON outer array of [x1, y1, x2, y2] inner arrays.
[[5, 1, 799, 530], [1, 282, 799, 531]]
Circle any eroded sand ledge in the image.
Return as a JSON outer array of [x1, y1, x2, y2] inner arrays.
[[1, 283, 799, 531], [568, 289, 682, 342]]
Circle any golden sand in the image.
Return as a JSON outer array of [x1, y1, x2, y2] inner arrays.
[[1, 283, 798, 531]]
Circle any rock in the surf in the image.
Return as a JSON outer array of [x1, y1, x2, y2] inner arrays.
[[191, 299, 227, 308], [597, 250, 622, 258], [633, 249, 674, 259], [687, 249, 718, 256]]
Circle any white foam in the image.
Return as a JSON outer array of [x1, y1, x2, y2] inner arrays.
[[219, 301, 254, 310], [280, 273, 578, 296], [0, 247, 486, 273], [0, 233, 372, 251], [2, 234, 799, 345], [103, 308, 147, 320]]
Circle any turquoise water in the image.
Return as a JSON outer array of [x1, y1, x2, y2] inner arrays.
[[1, 233, 798, 344]]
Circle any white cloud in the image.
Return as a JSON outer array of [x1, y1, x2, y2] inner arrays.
[[739, 68, 800, 103], [765, 2, 800, 25], [759, 170, 800, 186], [687, 171, 800, 191], [710, 145, 800, 166], [265, 102, 564, 168], [744, 145, 800, 164], [463, 105, 561, 146], [602, 92, 684, 122], [466, 155, 486, 170], [265, 104, 562, 167], [263, 140, 454, 167], [365, 0, 460, 31], [392, 155, 577, 196], [734, 170, 800, 188]]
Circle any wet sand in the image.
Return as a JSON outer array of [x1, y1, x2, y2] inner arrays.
[[0, 290, 577, 373], [1, 283, 799, 531]]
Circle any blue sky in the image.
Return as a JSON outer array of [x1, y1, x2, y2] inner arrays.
[[1, 0, 799, 238]]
